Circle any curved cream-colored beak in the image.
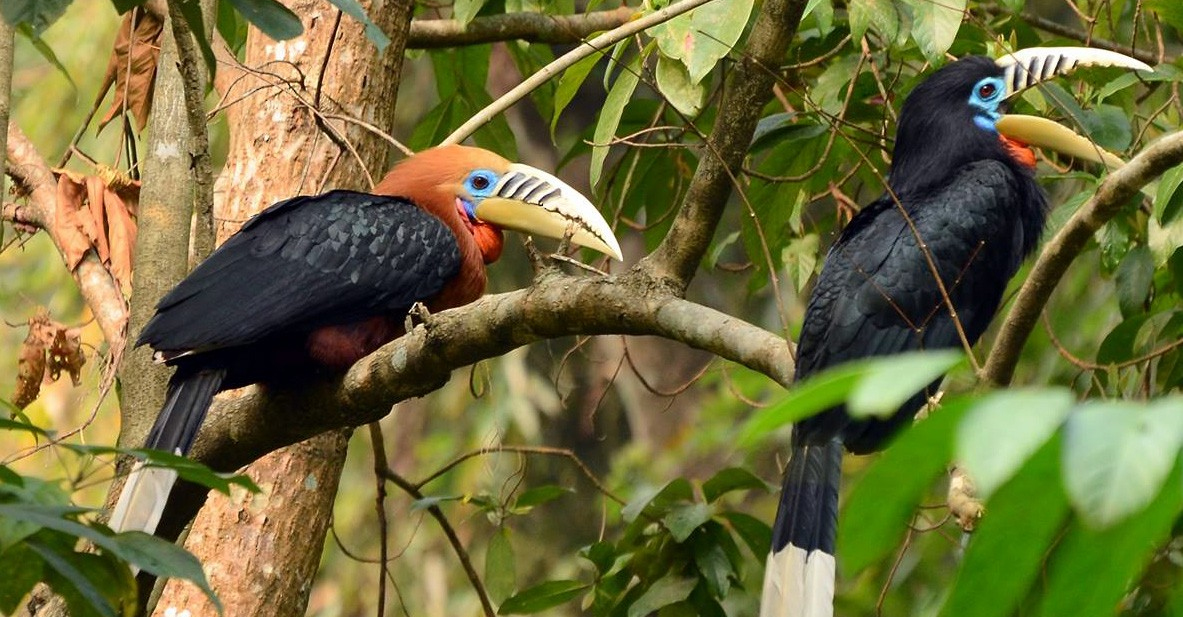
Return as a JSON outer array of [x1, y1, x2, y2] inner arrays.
[[993, 47, 1154, 173], [475, 164, 623, 261]]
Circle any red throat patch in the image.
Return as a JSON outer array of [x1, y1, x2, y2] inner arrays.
[[473, 224, 504, 264], [999, 134, 1037, 170]]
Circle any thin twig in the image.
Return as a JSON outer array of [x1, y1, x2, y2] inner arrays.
[[441, 0, 721, 146], [367, 423, 391, 617]]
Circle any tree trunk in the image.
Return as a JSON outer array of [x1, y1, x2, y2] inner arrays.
[[151, 1, 414, 614]]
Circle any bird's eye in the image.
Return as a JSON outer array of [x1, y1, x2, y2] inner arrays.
[[472, 175, 490, 190], [978, 83, 997, 99]]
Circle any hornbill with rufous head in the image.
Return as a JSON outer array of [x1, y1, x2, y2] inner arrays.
[[110, 145, 622, 536], [760, 48, 1152, 617]]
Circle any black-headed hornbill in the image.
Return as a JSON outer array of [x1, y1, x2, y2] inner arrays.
[[760, 48, 1152, 617], [110, 145, 622, 535]]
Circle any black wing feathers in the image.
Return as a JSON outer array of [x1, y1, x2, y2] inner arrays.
[[794, 160, 1032, 449], [139, 190, 461, 354]]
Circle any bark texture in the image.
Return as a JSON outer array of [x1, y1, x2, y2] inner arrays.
[[151, 0, 414, 614]]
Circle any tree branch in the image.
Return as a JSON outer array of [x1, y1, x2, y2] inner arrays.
[[3, 125, 128, 347], [983, 131, 1183, 385], [639, 0, 809, 290], [407, 7, 635, 49], [982, 4, 1164, 66], [186, 268, 791, 473]]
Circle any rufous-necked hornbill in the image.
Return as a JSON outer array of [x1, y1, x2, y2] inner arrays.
[[110, 145, 622, 536], [760, 48, 1152, 617]]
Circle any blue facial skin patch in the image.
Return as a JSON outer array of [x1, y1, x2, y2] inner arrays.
[[462, 169, 499, 221], [968, 76, 1007, 133]]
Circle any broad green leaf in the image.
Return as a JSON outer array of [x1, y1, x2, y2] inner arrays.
[[910, 0, 966, 63], [692, 533, 733, 597], [0, 478, 73, 551], [655, 56, 705, 117], [26, 539, 118, 617], [1146, 0, 1183, 33], [849, 0, 899, 43], [16, 25, 76, 91], [663, 503, 712, 542], [580, 541, 616, 575], [737, 361, 866, 448], [783, 233, 820, 293], [1037, 461, 1183, 617], [621, 479, 692, 522], [451, 0, 487, 26], [1115, 246, 1154, 316], [997, 0, 1024, 11], [327, 0, 390, 50], [0, 417, 51, 437], [0, 504, 219, 607], [1, 0, 69, 34], [627, 575, 697, 617], [839, 396, 972, 574], [485, 527, 516, 605], [1154, 165, 1183, 225], [1062, 400, 1183, 528], [651, 0, 755, 83], [551, 53, 600, 137], [702, 467, 768, 503], [590, 54, 642, 189], [65, 446, 258, 495], [226, 0, 303, 41], [847, 350, 964, 419], [956, 388, 1074, 499], [217, 0, 249, 52], [1081, 104, 1132, 152], [719, 511, 771, 557], [0, 543, 43, 614], [513, 485, 571, 510], [498, 579, 589, 614], [940, 439, 1070, 617]]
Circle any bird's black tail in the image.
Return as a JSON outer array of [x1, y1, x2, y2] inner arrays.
[[109, 367, 225, 535], [760, 439, 843, 617]]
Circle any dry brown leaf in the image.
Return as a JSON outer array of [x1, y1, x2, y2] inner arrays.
[[84, 175, 110, 262], [99, 7, 164, 133], [104, 187, 137, 292], [47, 327, 85, 387], [13, 312, 53, 410], [53, 172, 92, 269]]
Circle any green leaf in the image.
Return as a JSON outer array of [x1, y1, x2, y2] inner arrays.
[[1, 0, 69, 34], [67, 446, 259, 495], [1154, 165, 1183, 225], [451, 0, 487, 25], [849, 0, 899, 43], [627, 575, 697, 617], [25, 538, 119, 617], [663, 503, 712, 542], [226, 0, 303, 41], [590, 53, 642, 189], [486, 527, 516, 605], [1037, 460, 1183, 617], [551, 53, 600, 138], [513, 485, 571, 510], [692, 522, 738, 597], [0, 417, 51, 437], [0, 543, 43, 614], [839, 395, 972, 574], [720, 511, 771, 557], [498, 579, 589, 614], [327, 0, 389, 50], [655, 56, 705, 117], [652, 0, 754, 83], [16, 25, 77, 92], [216, 0, 249, 52], [1115, 246, 1154, 316], [1081, 104, 1132, 152], [940, 438, 1071, 617], [1062, 400, 1183, 528], [955, 388, 1074, 499], [176, 0, 218, 76], [910, 0, 966, 63], [621, 479, 692, 522], [702, 467, 768, 503], [737, 362, 867, 447], [1147, 0, 1183, 33], [846, 350, 964, 419]]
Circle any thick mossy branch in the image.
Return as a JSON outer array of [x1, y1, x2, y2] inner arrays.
[[192, 268, 792, 472], [984, 131, 1183, 385]]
